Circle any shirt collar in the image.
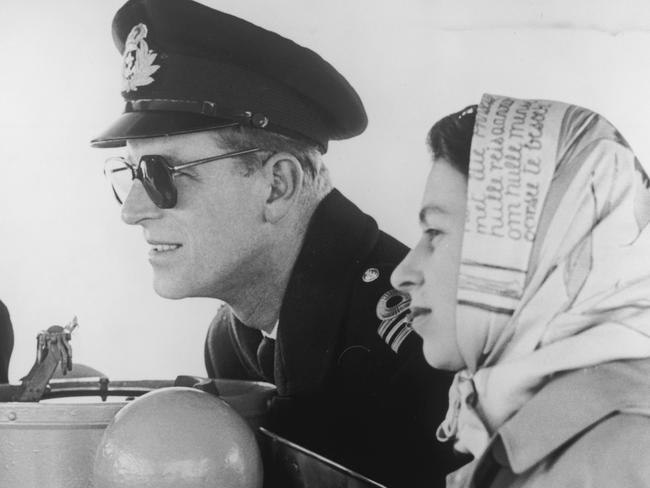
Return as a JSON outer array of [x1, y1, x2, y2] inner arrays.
[[262, 320, 279, 340]]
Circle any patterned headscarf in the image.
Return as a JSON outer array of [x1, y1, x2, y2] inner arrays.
[[437, 94, 650, 457]]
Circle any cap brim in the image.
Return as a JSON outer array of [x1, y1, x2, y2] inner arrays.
[[90, 111, 239, 148]]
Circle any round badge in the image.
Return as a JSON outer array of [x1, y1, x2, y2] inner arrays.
[[362, 268, 380, 283]]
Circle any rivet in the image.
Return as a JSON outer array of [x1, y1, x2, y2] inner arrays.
[[7, 412, 17, 421], [251, 113, 269, 128]]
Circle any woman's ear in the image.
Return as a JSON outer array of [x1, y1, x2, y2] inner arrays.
[[261, 152, 304, 223]]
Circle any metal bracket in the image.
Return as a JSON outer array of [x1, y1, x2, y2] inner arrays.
[[2, 317, 79, 402]]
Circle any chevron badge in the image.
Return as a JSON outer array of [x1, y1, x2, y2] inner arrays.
[[376, 289, 413, 353]]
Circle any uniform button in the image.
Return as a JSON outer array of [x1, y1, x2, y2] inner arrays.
[[362, 267, 379, 282]]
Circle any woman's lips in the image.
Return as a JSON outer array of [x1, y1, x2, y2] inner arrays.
[[408, 307, 432, 332], [409, 306, 431, 320]]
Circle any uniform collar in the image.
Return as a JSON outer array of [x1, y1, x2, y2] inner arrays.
[[275, 188, 379, 396], [491, 358, 650, 474]]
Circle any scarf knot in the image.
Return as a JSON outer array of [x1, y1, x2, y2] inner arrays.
[[436, 370, 491, 458]]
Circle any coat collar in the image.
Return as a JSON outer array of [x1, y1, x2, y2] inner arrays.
[[491, 358, 650, 474], [274, 188, 379, 396]]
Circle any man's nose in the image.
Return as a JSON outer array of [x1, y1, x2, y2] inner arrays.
[[121, 180, 162, 225], [390, 246, 424, 294]]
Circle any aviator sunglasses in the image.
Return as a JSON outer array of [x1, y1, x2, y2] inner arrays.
[[104, 148, 261, 209]]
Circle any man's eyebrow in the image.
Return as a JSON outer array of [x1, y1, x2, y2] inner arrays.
[[418, 205, 449, 224]]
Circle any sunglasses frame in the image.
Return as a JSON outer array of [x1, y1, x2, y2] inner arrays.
[[104, 147, 261, 209]]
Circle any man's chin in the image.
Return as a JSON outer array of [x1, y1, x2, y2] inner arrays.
[[152, 278, 191, 300]]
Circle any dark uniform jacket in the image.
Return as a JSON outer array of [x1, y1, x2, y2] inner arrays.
[[0, 300, 13, 383], [204, 189, 462, 487]]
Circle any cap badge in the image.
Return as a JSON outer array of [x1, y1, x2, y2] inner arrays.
[[121, 23, 160, 93]]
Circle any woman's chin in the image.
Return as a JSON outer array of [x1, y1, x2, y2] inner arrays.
[[422, 342, 465, 371]]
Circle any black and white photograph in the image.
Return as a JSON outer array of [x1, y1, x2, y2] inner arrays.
[[1, 1, 650, 487]]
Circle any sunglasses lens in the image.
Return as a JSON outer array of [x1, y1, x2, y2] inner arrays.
[[104, 157, 134, 204], [140, 155, 177, 209]]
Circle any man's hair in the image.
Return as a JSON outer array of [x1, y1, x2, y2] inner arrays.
[[426, 105, 477, 177], [213, 126, 332, 202]]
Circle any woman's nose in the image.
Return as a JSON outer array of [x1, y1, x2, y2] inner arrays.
[[391, 245, 425, 293], [121, 180, 162, 225]]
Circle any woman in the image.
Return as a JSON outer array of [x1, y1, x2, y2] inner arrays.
[[392, 94, 650, 487]]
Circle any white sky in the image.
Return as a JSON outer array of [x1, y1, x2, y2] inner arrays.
[[1, 0, 650, 381]]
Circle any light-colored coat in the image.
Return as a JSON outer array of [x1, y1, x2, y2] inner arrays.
[[447, 358, 650, 487]]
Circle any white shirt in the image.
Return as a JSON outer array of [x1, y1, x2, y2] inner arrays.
[[261, 320, 279, 340]]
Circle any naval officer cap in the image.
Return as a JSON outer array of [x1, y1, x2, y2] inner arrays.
[[91, 0, 368, 152]]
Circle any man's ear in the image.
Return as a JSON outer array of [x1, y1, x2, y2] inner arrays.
[[261, 152, 304, 223]]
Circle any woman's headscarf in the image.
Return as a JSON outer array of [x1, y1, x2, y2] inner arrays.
[[437, 94, 650, 457]]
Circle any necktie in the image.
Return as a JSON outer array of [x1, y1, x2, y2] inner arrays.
[[256, 336, 276, 382]]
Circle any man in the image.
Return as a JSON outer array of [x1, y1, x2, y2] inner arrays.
[[92, 0, 458, 485]]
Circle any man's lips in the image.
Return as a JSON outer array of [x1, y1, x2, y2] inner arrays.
[[147, 240, 183, 253]]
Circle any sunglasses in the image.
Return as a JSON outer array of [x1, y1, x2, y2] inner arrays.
[[104, 148, 261, 209]]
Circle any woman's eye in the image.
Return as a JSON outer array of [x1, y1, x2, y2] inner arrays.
[[424, 229, 442, 245]]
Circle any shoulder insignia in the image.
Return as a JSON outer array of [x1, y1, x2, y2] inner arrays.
[[376, 289, 413, 353], [122, 23, 161, 93]]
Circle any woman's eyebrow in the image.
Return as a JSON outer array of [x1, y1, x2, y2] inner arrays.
[[419, 205, 449, 224]]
